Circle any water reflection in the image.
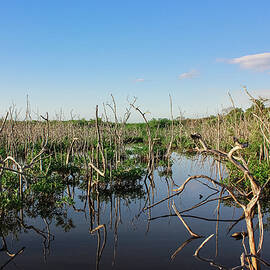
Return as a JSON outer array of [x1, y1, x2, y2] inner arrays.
[[0, 154, 270, 269]]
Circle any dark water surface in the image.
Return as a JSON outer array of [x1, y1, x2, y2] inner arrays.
[[1, 154, 270, 269]]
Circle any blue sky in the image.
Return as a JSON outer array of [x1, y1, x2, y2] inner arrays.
[[0, 0, 270, 121]]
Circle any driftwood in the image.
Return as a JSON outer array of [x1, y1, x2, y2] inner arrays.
[[172, 201, 201, 238]]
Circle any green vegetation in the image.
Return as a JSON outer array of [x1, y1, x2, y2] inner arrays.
[[0, 93, 269, 233], [0, 92, 270, 270]]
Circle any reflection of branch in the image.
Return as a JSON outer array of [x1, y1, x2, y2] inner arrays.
[[43, 218, 52, 262], [227, 212, 245, 234], [149, 214, 239, 222], [0, 247, 25, 270], [17, 217, 54, 241], [90, 224, 107, 270], [0, 236, 7, 252], [215, 188, 224, 257], [245, 254, 270, 267], [171, 236, 201, 260], [194, 234, 230, 270], [241, 234, 251, 268], [112, 197, 121, 266], [0, 235, 22, 258]]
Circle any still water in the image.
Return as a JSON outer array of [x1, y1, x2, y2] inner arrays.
[[1, 154, 269, 269]]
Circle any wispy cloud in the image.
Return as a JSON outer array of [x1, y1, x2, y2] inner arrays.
[[178, 70, 199, 80], [221, 52, 270, 71], [135, 78, 145, 82]]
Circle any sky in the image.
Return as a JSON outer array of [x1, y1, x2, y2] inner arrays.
[[0, 0, 270, 121]]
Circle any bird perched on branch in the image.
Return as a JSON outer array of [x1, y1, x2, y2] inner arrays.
[[233, 136, 249, 148], [190, 133, 202, 140]]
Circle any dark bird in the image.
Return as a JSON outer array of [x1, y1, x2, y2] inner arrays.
[[242, 142, 249, 148], [191, 133, 202, 140], [233, 136, 240, 144], [233, 137, 249, 148]]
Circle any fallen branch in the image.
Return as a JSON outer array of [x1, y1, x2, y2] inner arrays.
[[172, 201, 201, 238]]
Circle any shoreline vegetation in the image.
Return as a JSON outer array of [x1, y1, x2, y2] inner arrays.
[[0, 89, 270, 269]]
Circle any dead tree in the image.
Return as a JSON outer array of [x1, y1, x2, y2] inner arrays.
[[173, 134, 269, 270]]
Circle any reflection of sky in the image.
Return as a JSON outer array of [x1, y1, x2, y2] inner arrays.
[[1, 154, 269, 270]]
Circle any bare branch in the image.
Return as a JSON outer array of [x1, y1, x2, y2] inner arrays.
[[172, 201, 201, 238], [0, 112, 9, 134]]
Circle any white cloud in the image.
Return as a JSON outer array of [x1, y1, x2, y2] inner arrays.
[[135, 78, 145, 82], [224, 52, 270, 71], [178, 70, 199, 80]]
